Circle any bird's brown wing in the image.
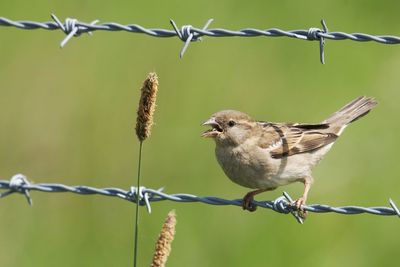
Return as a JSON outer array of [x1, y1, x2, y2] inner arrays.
[[258, 122, 338, 159]]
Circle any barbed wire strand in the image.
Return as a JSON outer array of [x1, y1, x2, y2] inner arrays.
[[2, 15, 400, 63], [1, 174, 399, 224]]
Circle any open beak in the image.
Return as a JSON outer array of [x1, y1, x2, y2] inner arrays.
[[201, 117, 223, 138]]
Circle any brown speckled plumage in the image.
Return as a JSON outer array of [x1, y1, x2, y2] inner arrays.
[[202, 96, 378, 212]]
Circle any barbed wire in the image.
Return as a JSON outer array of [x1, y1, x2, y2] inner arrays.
[[1, 15, 400, 63], [1, 174, 399, 224]]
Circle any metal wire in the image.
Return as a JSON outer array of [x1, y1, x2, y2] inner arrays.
[[1, 174, 399, 224], [1, 15, 400, 63]]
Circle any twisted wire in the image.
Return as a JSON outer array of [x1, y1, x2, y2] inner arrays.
[[1, 174, 398, 224], [1, 15, 400, 62]]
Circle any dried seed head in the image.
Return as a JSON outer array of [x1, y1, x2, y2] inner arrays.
[[151, 210, 177, 267], [135, 72, 159, 142]]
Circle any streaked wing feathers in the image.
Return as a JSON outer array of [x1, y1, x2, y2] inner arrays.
[[258, 122, 338, 159]]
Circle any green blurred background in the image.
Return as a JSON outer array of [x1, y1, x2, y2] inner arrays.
[[0, 1, 399, 266]]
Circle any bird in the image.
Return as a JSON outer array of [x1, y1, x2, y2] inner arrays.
[[202, 96, 377, 212]]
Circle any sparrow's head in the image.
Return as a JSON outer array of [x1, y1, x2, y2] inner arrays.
[[202, 110, 256, 145]]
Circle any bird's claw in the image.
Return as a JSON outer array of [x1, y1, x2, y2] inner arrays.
[[293, 197, 308, 219], [294, 197, 305, 209], [242, 194, 257, 212]]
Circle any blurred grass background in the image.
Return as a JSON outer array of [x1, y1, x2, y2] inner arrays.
[[0, 0, 399, 266]]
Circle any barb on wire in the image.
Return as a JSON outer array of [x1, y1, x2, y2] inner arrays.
[[0, 175, 398, 224], [0, 174, 33, 205], [389, 198, 400, 218], [306, 19, 329, 64], [50, 14, 99, 48], [1, 16, 400, 62], [170, 18, 213, 58]]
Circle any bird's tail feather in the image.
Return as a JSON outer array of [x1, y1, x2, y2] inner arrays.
[[323, 96, 377, 129]]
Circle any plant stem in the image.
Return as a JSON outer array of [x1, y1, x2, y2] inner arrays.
[[134, 141, 143, 267]]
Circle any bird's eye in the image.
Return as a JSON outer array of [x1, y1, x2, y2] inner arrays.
[[228, 120, 236, 127]]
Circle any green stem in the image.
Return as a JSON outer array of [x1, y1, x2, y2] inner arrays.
[[133, 141, 143, 267]]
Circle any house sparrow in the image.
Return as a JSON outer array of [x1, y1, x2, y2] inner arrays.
[[202, 96, 377, 212]]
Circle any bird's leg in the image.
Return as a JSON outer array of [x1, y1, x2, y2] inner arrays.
[[242, 188, 275, 212], [294, 178, 313, 210]]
